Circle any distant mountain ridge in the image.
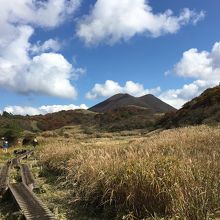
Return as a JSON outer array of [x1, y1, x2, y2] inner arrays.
[[0, 93, 175, 133], [89, 93, 176, 113], [0, 87, 219, 134]]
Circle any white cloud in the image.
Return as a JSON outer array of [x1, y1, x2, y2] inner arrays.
[[174, 42, 220, 81], [86, 80, 161, 99], [0, 0, 82, 98], [174, 49, 212, 79], [0, 30, 79, 98], [3, 104, 88, 116], [159, 41, 220, 108], [0, 1, 80, 47], [4, 106, 41, 116], [31, 39, 61, 54], [77, 0, 205, 45], [159, 80, 217, 109], [20, 53, 78, 98], [0, 0, 81, 29]]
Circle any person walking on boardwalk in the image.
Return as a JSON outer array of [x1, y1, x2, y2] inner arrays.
[[2, 140, 9, 153]]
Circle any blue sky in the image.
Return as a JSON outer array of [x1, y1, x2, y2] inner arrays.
[[0, 0, 220, 115]]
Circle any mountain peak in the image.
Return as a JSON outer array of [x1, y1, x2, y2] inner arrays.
[[108, 93, 133, 101], [139, 94, 156, 98], [89, 93, 176, 113]]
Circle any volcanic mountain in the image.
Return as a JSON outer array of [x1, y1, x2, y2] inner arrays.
[[89, 93, 176, 113], [157, 85, 220, 128]]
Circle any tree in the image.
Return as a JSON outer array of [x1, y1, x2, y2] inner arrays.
[[2, 111, 13, 118]]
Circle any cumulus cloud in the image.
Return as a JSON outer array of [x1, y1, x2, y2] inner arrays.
[[20, 53, 78, 98], [0, 0, 82, 98], [0, 29, 80, 98], [159, 80, 217, 109], [0, 1, 81, 48], [86, 80, 161, 99], [0, 0, 81, 30], [174, 42, 220, 81], [77, 0, 205, 45], [3, 104, 88, 116], [159, 42, 220, 108], [31, 39, 61, 54]]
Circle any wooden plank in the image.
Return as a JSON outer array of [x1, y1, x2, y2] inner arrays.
[[9, 183, 55, 220]]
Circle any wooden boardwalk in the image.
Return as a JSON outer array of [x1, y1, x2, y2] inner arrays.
[[9, 183, 55, 220], [20, 164, 38, 190], [1, 151, 56, 219], [0, 163, 10, 195]]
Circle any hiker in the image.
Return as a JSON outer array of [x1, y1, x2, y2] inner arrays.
[[33, 137, 38, 148], [2, 140, 9, 153]]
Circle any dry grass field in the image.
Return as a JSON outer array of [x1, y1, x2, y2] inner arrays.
[[36, 125, 220, 219]]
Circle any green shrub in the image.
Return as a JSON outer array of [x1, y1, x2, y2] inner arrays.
[[0, 120, 22, 146]]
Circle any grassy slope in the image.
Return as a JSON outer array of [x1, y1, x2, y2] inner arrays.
[[157, 86, 220, 128], [37, 125, 220, 220]]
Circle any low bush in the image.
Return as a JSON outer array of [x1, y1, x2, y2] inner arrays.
[[22, 133, 35, 146]]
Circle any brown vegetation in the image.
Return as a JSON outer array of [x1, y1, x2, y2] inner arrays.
[[157, 86, 220, 128], [0, 107, 161, 133], [95, 106, 161, 131], [38, 125, 220, 219]]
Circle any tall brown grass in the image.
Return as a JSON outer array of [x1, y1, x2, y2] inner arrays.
[[38, 125, 220, 219]]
